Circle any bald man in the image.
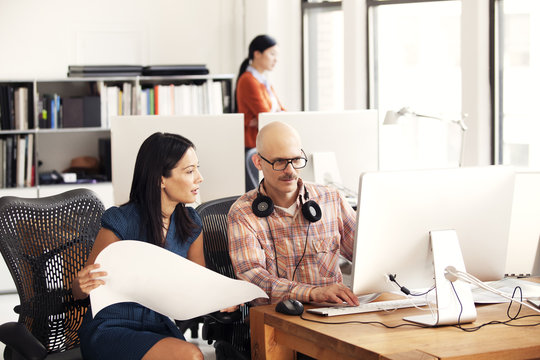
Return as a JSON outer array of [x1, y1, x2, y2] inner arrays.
[[227, 121, 359, 306]]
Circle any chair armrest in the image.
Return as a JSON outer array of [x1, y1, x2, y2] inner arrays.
[[0, 322, 47, 360]]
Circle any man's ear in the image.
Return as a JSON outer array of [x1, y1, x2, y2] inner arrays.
[[252, 153, 263, 171]]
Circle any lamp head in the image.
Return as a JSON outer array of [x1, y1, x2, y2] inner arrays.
[[396, 107, 415, 117], [383, 110, 400, 125], [384, 107, 415, 125]]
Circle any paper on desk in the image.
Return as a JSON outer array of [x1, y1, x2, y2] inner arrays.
[[90, 240, 268, 319], [472, 278, 540, 304]]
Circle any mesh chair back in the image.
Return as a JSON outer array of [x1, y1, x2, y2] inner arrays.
[[197, 196, 239, 279], [196, 196, 251, 356], [0, 189, 104, 354]]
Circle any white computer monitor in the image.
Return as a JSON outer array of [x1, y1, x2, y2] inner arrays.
[[505, 171, 540, 277], [258, 110, 379, 195], [350, 166, 515, 295], [349, 166, 515, 325]]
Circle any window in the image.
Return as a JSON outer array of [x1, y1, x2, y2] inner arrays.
[[368, 0, 463, 169], [302, 1, 344, 111], [369, 0, 461, 116], [494, 0, 540, 168]]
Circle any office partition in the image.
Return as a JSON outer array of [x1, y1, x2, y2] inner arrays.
[[111, 115, 244, 205], [259, 110, 379, 195]]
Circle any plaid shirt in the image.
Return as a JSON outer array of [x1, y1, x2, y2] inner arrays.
[[227, 180, 356, 304]]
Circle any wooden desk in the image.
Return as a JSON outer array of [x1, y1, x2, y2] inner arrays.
[[250, 296, 540, 360]]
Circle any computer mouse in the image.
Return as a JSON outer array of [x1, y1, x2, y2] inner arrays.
[[275, 299, 304, 316]]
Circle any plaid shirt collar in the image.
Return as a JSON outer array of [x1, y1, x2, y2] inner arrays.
[[260, 178, 307, 219]]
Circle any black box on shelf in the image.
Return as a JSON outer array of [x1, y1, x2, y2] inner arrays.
[[142, 65, 209, 76], [83, 96, 101, 127], [62, 97, 84, 128], [68, 65, 143, 77]]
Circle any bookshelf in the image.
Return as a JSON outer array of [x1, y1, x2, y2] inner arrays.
[[0, 74, 233, 207]]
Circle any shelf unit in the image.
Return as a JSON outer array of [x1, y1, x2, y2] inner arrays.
[[0, 74, 234, 206]]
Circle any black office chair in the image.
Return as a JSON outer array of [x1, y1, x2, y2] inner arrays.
[[195, 196, 251, 360], [0, 189, 105, 360]]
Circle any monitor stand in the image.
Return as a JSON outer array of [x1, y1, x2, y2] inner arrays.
[[403, 229, 477, 326]]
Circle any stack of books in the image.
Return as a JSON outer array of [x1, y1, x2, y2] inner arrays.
[[0, 85, 33, 130]]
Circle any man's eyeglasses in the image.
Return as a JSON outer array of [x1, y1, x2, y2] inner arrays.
[[258, 150, 308, 171]]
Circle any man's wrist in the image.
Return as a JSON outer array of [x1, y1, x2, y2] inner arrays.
[[307, 286, 318, 302], [292, 284, 316, 302]]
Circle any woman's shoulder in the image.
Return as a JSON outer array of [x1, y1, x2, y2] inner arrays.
[[237, 71, 260, 87], [102, 203, 138, 221], [101, 203, 140, 240], [238, 70, 255, 81]]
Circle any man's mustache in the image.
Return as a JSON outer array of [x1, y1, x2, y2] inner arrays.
[[278, 174, 297, 181]]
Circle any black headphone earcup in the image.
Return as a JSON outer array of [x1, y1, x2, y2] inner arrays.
[[302, 200, 322, 223], [252, 194, 274, 218]]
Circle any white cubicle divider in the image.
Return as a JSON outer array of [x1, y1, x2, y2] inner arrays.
[[379, 117, 462, 170], [258, 110, 379, 195], [110, 115, 245, 206], [506, 171, 540, 277]]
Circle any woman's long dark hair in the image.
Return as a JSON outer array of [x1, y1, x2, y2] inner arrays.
[[234, 34, 277, 112], [129, 132, 198, 246]]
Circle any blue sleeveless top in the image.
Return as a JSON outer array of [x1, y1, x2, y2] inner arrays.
[[79, 203, 202, 360]]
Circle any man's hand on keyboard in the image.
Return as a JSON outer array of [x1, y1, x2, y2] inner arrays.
[[310, 284, 360, 306]]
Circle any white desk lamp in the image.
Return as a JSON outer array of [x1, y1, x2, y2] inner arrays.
[[384, 107, 468, 167]]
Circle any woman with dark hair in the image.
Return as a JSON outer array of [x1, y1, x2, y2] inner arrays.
[[72, 132, 205, 359], [236, 34, 285, 151]]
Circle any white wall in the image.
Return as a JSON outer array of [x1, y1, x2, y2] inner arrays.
[[0, 0, 244, 78]]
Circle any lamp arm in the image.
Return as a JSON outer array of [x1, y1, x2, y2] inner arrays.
[[393, 107, 468, 166], [413, 113, 468, 132]]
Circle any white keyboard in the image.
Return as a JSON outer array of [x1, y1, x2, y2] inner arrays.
[[307, 298, 428, 317]]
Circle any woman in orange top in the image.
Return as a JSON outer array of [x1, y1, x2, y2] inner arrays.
[[235, 34, 285, 151]]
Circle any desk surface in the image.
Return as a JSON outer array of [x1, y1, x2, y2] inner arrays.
[[250, 290, 540, 360]]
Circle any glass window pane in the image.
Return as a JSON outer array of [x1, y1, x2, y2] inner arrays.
[[303, 7, 344, 111], [372, 1, 462, 169], [374, 1, 461, 115], [499, 0, 540, 169]]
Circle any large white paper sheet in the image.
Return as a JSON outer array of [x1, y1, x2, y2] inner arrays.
[[471, 278, 540, 304], [90, 240, 268, 320]]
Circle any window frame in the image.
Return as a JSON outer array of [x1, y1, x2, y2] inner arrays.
[[490, 0, 540, 167], [301, 0, 343, 111], [490, 0, 499, 165]]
